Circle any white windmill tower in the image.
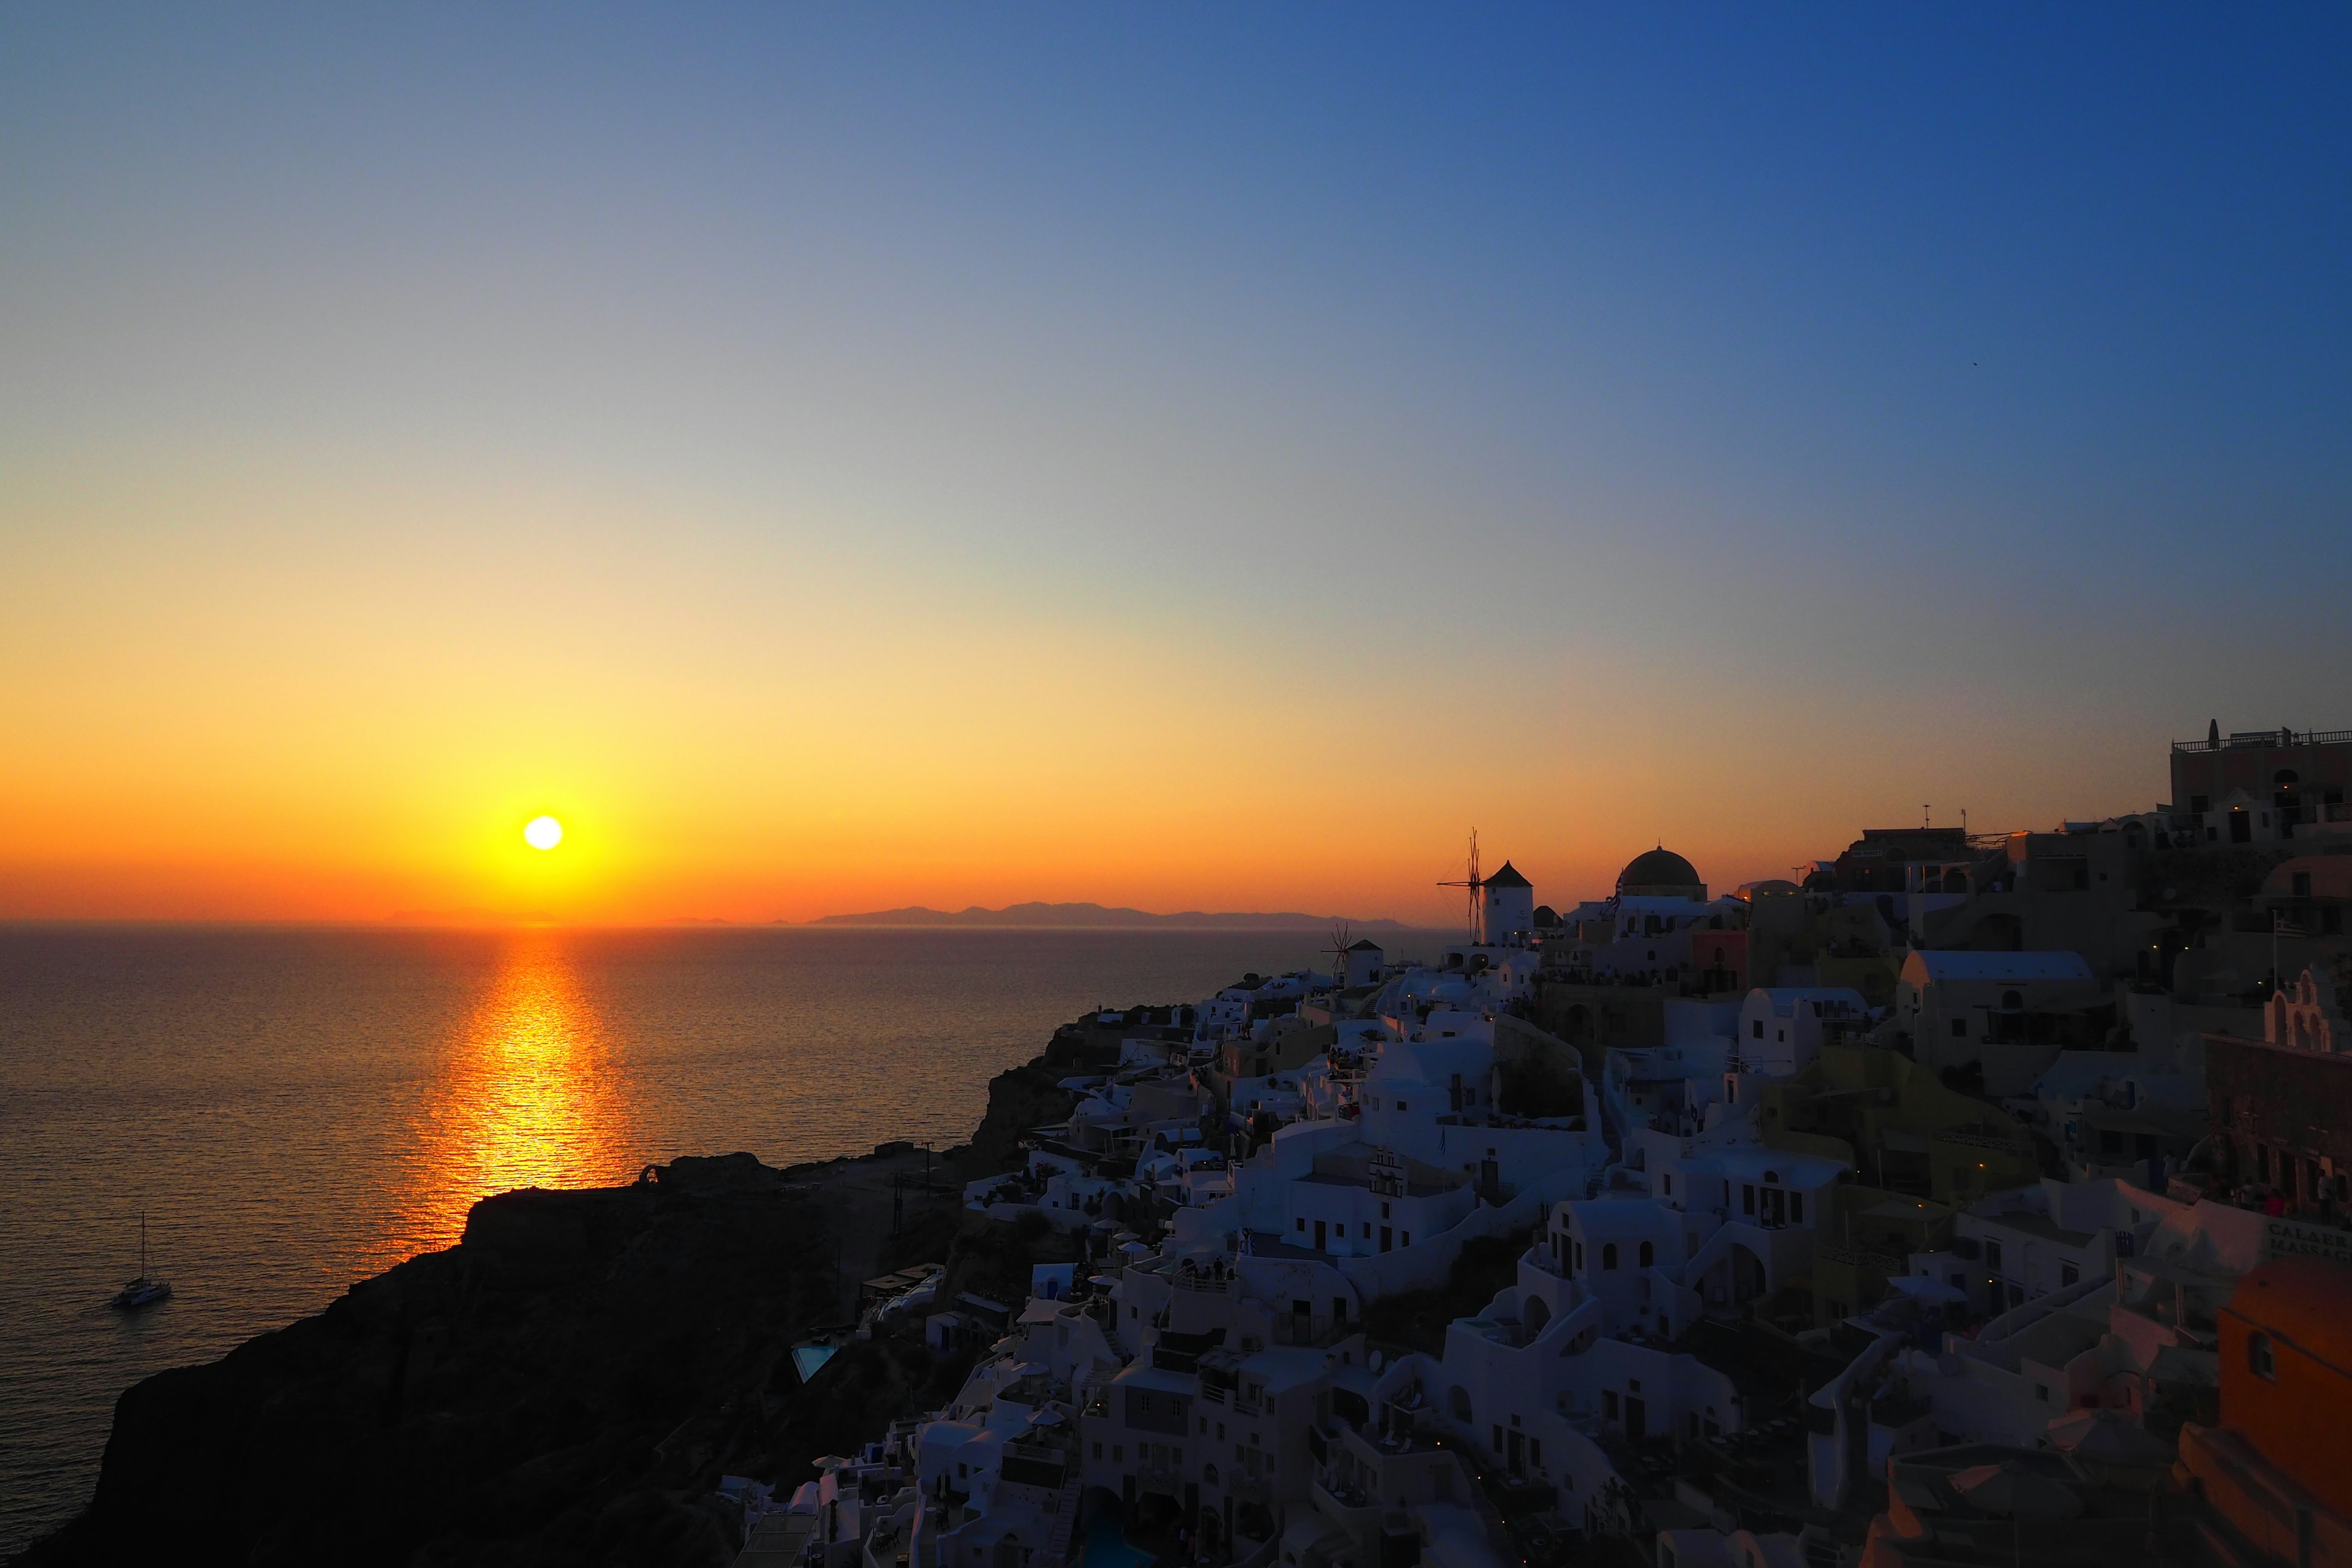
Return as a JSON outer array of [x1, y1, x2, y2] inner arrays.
[[1324, 919, 1354, 991]]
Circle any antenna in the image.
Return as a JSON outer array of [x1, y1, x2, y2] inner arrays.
[[1923, 804, 1931, 829], [1436, 829, 1483, 944]]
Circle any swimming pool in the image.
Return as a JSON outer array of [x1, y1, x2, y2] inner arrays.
[[1078, 1494, 1155, 1568]]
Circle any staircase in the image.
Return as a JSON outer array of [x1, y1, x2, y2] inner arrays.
[[1041, 1476, 1085, 1566]]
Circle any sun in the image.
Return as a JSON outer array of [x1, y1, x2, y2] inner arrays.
[[524, 815, 564, 851]]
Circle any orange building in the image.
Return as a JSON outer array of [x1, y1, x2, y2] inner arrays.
[[2178, 1255, 2352, 1566], [1690, 928, 1747, 993]]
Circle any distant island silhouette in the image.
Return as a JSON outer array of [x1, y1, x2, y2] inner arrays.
[[796, 902, 1411, 930]]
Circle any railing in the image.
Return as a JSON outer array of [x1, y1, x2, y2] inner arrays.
[[1313, 1477, 1379, 1517], [1935, 1128, 2032, 1153], [1005, 1439, 1069, 1468], [2173, 728, 2352, 752], [1817, 1244, 1907, 1273]]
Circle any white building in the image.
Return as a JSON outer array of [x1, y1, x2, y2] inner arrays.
[[1897, 949, 2099, 1095], [1733, 988, 1868, 1078]]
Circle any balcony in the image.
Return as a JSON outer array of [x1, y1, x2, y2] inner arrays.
[[2173, 728, 2352, 752]]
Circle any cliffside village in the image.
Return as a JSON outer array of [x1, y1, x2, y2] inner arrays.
[[740, 725, 2352, 1568]]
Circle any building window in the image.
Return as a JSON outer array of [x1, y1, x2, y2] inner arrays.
[[1790, 1193, 1804, 1223], [1640, 1241, 1654, 1268], [1986, 1240, 2003, 1273], [1752, 1020, 1764, 1039], [1951, 1018, 1968, 1038], [2035, 1384, 2049, 1403], [2060, 1264, 2078, 1287], [1664, 1174, 1674, 1196], [1295, 1218, 1305, 1231], [1093, 1443, 1102, 1459], [2250, 1333, 2276, 1380], [1602, 1243, 1618, 1270], [1603, 1390, 1619, 1419]]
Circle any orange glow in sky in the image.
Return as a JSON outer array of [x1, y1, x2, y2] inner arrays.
[[6, 9, 2326, 925], [0, 461, 2204, 924]]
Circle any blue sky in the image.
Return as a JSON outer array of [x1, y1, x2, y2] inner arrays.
[[4, 6, 2349, 918]]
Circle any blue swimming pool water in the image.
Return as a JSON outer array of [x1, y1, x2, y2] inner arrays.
[[1079, 1494, 1155, 1568]]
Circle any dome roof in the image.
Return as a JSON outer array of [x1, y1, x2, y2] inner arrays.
[[1618, 848, 1702, 893]]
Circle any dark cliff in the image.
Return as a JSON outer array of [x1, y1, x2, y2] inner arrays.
[[19, 1053, 1084, 1568]]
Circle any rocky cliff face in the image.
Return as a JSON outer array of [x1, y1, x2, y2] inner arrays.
[[21, 1042, 1087, 1568], [23, 1155, 841, 1568]]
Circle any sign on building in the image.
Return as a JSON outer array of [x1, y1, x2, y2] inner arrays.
[[2263, 1217, 2352, 1267]]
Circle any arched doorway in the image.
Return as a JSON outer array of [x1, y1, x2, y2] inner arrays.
[[1731, 1242, 1769, 1303]]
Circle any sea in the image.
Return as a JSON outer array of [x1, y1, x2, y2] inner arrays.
[[0, 922, 1449, 1558]]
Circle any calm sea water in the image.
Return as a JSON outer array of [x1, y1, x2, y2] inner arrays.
[[0, 924, 1447, 1556]]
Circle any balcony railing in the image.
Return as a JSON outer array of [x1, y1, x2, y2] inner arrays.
[[1819, 1244, 1908, 1273], [1936, 1128, 2032, 1153], [2173, 728, 2352, 752]]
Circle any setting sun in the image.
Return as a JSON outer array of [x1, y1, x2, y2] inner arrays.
[[523, 816, 564, 852]]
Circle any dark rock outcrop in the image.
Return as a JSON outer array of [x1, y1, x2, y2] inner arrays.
[[21, 1038, 1093, 1568], [20, 1159, 835, 1568]]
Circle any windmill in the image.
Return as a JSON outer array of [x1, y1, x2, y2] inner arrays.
[[1324, 919, 1354, 991], [1437, 828, 1483, 945]]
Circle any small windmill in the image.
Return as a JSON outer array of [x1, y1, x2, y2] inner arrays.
[[1437, 828, 1483, 945], [1324, 919, 1354, 990]]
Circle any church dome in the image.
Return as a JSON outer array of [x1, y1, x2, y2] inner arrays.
[[1618, 848, 1704, 897]]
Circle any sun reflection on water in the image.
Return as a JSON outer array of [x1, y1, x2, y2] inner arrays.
[[388, 934, 639, 1264]]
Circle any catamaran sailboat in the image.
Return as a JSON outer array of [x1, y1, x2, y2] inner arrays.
[[111, 1211, 172, 1311]]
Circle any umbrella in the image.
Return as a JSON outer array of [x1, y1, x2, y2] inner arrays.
[[1889, 1275, 1970, 1306], [1949, 1463, 2085, 1518]]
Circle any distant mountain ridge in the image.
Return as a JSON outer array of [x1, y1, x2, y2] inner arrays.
[[801, 902, 1408, 930]]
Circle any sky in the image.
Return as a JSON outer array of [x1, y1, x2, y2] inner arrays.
[[3, 6, 2349, 925]]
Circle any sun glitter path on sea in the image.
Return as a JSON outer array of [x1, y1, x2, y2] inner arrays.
[[382, 933, 641, 1267]]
